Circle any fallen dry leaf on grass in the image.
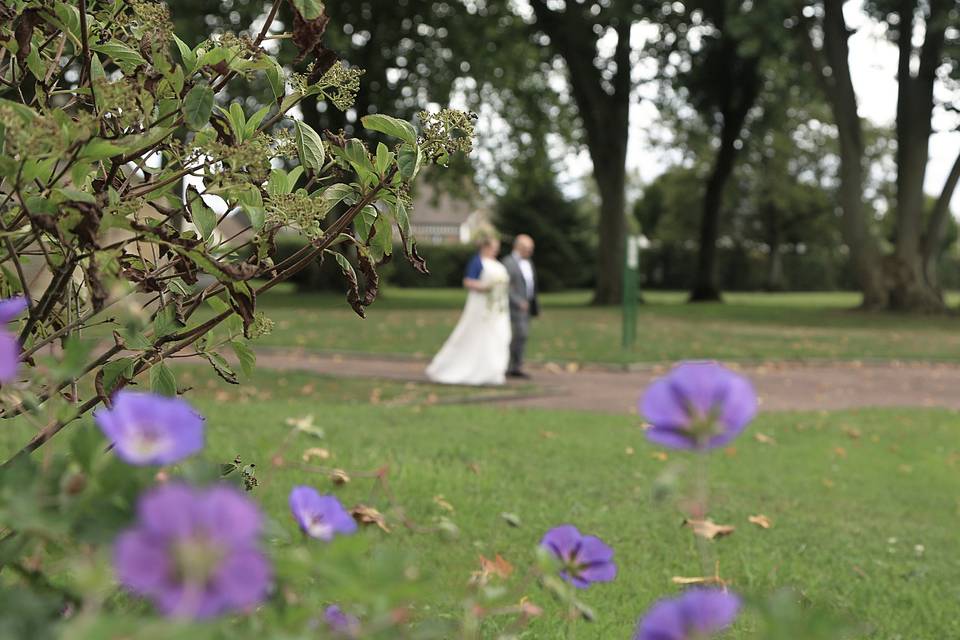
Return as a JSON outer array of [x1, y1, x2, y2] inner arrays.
[[330, 469, 350, 485], [469, 554, 513, 585], [369, 387, 382, 404], [842, 426, 862, 439], [754, 433, 776, 445], [748, 514, 773, 529], [625, 447, 635, 456], [723, 447, 737, 457], [833, 447, 847, 458], [301, 447, 330, 462], [351, 505, 390, 533], [671, 575, 728, 586], [565, 362, 580, 373], [539, 431, 557, 439], [683, 518, 735, 540], [433, 494, 454, 512], [651, 451, 668, 461]]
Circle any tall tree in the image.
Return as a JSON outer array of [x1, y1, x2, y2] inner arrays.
[[652, 0, 797, 301], [505, 1, 646, 304], [800, 0, 960, 310]]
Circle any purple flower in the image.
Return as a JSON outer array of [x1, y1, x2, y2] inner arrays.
[[289, 486, 357, 541], [540, 524, 616, 589], [114, 483, 271, 619], [640, 362, 756, 450], [325, 605, 361, 637], [0, 296, 27, 383], [94, 390, 204, 465], [635, 588, 741, 640]]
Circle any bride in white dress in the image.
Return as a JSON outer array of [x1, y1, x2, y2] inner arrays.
[[426, 236, 511, 386]]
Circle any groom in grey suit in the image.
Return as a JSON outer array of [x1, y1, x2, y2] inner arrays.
[[501, 234, 538, 378]]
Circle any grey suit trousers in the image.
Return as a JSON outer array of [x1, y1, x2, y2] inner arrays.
[[509, 309, 530, 373]]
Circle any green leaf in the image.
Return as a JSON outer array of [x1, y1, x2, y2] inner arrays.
[[320, 183, 357, 210], [230, 340, 256, 378], [172, 35, 197, 74], [207, 296, 230, 314], [191, 198, 217, 242], [294, 120, 325, 171], [149, 363, 177, 397], [53, 187, 96, 204], [153, 305, 184, 338], [354, 205, 378, 243], [267, 169, 290, 196], [80, 138, 123, 161], [361, 114, 417, 145], [246, 106, 271, 137], [183, 84, 215, 131], [397, 144, 422, 180], [205, 352, 239, 385], [89, 52, 106, 82], [368, 212, 393, 261], [375, 142, 395, 175], [25, 49, 45, 81], [54, 3, 81, 39], [265, 58, 285, 99], [90, 41, 147, 73], [292, 0, 326, 19]]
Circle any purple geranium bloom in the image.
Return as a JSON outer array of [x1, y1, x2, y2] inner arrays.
[[325, 605, 361, 637], [94, 390, 204, 465], [640, 361, 757, 450], [635, 588, 741, 640], [540, 524, 617, 589], [114, 483, 272, 619], [289, 486, 357, 541], [0, 296, 27, 383]]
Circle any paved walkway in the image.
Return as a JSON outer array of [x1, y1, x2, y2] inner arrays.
[[252, 349, 960, 414]]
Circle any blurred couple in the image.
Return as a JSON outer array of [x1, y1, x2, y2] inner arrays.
[[426, 229, 538, 386]]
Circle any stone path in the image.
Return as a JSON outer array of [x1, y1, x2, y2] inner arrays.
[[251, 349, 960, 414]]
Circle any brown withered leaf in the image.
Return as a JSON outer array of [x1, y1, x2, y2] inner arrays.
[[330, 469, 350, 485], [842, 426, 862, 439], [651, 451, 668, 461], [469, 554, 513, 586], [351, 505, 390, 532], [754, 433, 776, 445], [433, 494, 454, 512], [748, 514, 773, 529], [301, 447, 330, 462], [683, 518, 735, 540], [671, 575, 728, 586], [290, 0, 338, 77]]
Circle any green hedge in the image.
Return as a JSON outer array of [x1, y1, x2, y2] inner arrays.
[[273, 237, 475, 291]]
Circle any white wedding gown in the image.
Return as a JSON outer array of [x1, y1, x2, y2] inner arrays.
[[426, 258, 511, 386]]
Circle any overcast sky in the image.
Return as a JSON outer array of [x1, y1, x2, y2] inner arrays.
[[556, 2, 959, 212]]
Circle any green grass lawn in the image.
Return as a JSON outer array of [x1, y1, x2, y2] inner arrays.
[[6, 368, 955, 637], [248, 287, 960, 364]]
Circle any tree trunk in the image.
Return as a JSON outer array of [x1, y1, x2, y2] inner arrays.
[[922, 149, 960, 289], [689, 53, 759, 303], [818, 2, 887, 309], [592, 150, 627, 304], [885, 0, 947, 312], [528, 2, 632, 305]]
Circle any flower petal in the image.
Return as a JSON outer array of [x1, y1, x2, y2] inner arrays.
[[0, 329, 21, 383], [0, 297, 27, 323], [640, 377, 690, 430], [540, 524, 581, 558], [114, 529, 173, 596], [212, 545, 272, 612], [645, 426, 698, 450], [680, 588, 741, 634], [635, 598, 686, 640]]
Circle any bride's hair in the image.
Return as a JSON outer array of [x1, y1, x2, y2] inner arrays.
[[471, 222, 499, 247]]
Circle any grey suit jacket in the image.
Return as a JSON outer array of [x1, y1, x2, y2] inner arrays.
[[501, 255, 539, 318]]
